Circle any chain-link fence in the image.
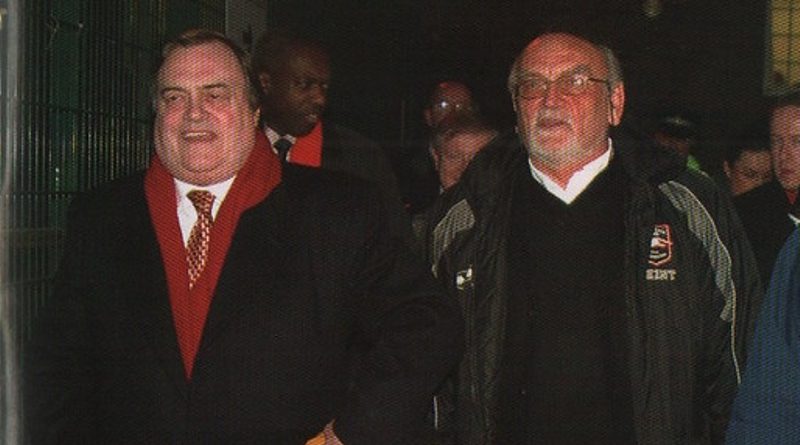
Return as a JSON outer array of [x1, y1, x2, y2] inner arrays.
[[1, 1, 225, 442]]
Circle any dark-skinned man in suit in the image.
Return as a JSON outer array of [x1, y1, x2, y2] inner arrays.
[[253, 30, 415, 248]]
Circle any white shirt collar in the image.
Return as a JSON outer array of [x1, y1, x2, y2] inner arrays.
[[174, 177, 236, 245], [265, 127, 297, 148], [790, 213, 800, 226], [174, 176, 236, 219], [528, 139, 614, 205]]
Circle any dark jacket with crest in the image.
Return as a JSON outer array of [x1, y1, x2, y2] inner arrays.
[[423, 130, 762, 444]]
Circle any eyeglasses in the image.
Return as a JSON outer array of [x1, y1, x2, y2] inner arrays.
[[515, 72, 610, 99], [771, 134, 800, 149], [432, 101, 472, 112]]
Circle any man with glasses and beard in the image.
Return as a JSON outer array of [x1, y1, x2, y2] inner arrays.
[[422, 32, 761, 444]]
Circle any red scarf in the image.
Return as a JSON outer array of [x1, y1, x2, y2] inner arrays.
[[786, 188, 798, 205], [145, 129, 281, 379], [288, 121, 323, 167]]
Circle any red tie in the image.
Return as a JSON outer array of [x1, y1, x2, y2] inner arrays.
[[186, 190, 215, 289]]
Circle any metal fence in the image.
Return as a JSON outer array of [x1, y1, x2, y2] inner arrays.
[[2, 0, 226, 424]]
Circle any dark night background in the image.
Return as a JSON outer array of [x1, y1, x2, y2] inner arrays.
[[0, 1, 779, 440], [265, 0, 769, 172]]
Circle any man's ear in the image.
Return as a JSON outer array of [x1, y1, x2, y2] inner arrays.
[[429, 145, 441, 171], [609, 83, 625, 126], [424, 108, 433, 128], [258, 72, 271, 95], [723, 160, 732, 179]]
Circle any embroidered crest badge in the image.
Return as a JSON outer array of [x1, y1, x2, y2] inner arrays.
[[648, 224, 674, 267]]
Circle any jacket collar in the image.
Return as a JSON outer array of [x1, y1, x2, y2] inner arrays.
[[457, 127, 687, 209]]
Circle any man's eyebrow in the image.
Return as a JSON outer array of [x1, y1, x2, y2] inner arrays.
[[159, 86, 185, 95], [306, 75, 329, 82], [519, 64, 594, 80], [202, 83, 232, 90], [159, 82, 233, 92], [569, 65, 593, 75]]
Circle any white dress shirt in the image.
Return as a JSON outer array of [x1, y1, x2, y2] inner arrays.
[[175, 177, 235, 245], [265, 127, 297, 161], [528, 140, 613, 205]]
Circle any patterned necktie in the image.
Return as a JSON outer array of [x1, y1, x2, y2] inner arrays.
[[274, 137, 293, 163], [186, 190, 215, 289]]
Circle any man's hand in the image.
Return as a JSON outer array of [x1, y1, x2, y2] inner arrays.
[[322, 421, 344, 445], [306, 421, 344, 445]]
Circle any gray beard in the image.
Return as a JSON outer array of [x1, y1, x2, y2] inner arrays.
[[524, 139, 583, 172]]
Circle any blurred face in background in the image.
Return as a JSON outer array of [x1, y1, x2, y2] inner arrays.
[[154, 41, 258, 186], [432, 130, 495, 190], [724, 149, 772, 196], [425, 82, 475, 128], [771, 105, 800, 191]]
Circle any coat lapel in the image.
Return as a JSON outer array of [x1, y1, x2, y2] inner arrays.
[[123, 187, 190, 397], [195, 190, 286, 357], [319, 123, 341, 170]]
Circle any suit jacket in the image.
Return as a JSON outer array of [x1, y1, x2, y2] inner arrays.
[[309, 122, 415, 248], [24, 164, 462, 444], [733, 179, 796, 284]]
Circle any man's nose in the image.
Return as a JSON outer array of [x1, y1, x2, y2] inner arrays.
[[542, 81, 561, 106], [187, 96, 208, 120], [774, 144, 787, 161], [310, 84, 327, 108]]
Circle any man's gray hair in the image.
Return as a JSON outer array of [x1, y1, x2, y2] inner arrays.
[[600, 44, 624, 87], [507, 37, 624, 100], [432, 113, 498, 151]]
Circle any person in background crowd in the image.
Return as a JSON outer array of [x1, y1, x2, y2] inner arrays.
[[430, 113, 497, 192], [423, 32, 762, 444], [726, 227, 800, 443], [411, 113, 497, 239], [403, 81, 481, 215], [253, 29, 414, 247], [23, 29, 462, 444], [425, 81, 477, 129], [733, 92, 800, 284], [722, 119, 773, 197], [653, 112, 704, 171]]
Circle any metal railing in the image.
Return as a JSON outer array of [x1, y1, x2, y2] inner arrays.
[[1, 1, 225, 442]]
